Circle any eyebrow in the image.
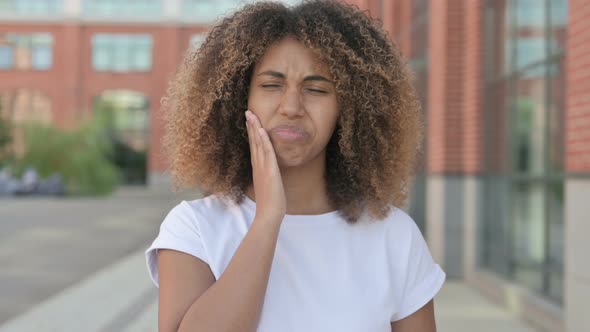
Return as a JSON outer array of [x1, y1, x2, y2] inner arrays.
[[256, 70, 332, 83]]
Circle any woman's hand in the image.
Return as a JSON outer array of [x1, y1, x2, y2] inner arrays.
[[245, 110, 287, 224]]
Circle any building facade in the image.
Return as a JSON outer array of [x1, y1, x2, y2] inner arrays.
[[0, 0, 240, 184], [348, 0, 588, 331], [2, 0, 589, 331]]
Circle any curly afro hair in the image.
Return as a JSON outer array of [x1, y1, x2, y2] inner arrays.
[[162, 0, 423, 223]]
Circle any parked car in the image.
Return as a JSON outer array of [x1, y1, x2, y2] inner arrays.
[[0, 166, 65, 197]]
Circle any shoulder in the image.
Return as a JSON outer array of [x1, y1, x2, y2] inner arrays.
[[169, 194, 234, 220], [366, 206, 419, 238], [158, 194, 236, 235], [383, 206, 417, 230], [366, 206, 424, 254]]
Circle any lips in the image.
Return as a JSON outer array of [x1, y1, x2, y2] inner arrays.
[[270, 125, 310, 141]]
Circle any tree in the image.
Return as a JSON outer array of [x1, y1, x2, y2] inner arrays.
[[0, 101, 14, 167]]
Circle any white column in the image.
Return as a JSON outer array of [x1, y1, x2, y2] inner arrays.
[[163, 0, 182, 20], [565, 178, 590, 331], [63, 0, 81, 18]]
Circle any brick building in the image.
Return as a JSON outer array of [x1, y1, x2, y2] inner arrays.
[[1, 0, 589, 331], [348, 0, 587, 331], [0, 0, 227, 185]]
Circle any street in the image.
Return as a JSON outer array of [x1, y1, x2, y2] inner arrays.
[[0, 186, 198, 324]]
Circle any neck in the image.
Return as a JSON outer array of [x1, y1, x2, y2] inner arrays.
[[245, 153, 335, 215]]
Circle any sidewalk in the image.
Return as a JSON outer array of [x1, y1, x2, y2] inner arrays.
[[0, 248, 540, 332], [436, 281, 539, 332]]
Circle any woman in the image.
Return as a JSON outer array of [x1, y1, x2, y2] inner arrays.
[[146, 1, 445, 331]]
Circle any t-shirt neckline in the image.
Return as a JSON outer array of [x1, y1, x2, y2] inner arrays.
[[242, 195, 342, 225]]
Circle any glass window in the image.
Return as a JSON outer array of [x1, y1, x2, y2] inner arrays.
[[514, 0, 546, 28], [480, 177, 512, 275], [511, 181, 546, 292], [0, 45, 14, 69], [82, 0, 162, 17], [516, 37, 548, 70], [31, 33, 53, 70], [481, 0, 565, 305], [547, 179, 564, 302], [91, 34, 153, 72], [181, 0, 245, 22], [0, 33, 53, 71], [92, 35, 110, 71], [133, 37, 153, 71], [512, 66, 547, 176], [93, 90, 150, 184], [0, 0, 62, 15]]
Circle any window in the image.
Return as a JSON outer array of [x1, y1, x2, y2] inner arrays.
[[94, 90, 150, 184], [481, 0, 567, 305], [0, 33, 53, 71], [0, 0, 62, 15], [181, 0, 244, 22], [0, 46, 14, 69], [92, 34, 153, 73], [82, 0, 161, 17], [30, 34, 53, 70]]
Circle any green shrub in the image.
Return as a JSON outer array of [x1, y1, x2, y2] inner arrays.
[[12, 116, 120, 196], [0, 103, 14, 168]]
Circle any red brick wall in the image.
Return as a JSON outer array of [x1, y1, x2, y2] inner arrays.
[[567, 0, 590, 172], [462, 0, 485, 174], [398, 1, 412, 57], [0, 22, 209, 174], [0, 24, 73, 128], [350, 0, 412, 56], [360, 0, 486, 175], [427, 0, 465, 174], [79, 25, 178, 172], [380, 0, 395, 41]]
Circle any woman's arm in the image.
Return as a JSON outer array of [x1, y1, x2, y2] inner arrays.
[[158, 110, 286, 332], [158, 218, 282, 332], [390, 300, 437, 332]]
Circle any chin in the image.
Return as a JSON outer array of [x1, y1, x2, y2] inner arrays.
[[277, 157, 306, 169], [276, 153, 309, 168]]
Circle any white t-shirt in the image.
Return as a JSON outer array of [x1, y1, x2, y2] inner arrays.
[[145, 194, 445, 332]]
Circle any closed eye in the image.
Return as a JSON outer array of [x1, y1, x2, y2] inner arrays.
[[306, 88, 327, 94]]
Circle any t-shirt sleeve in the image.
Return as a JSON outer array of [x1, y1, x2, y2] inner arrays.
[[391, 216, 446, 322], [145, 200, 209, 288]]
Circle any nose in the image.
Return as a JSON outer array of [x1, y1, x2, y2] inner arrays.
[[278, 87, 304, 118]]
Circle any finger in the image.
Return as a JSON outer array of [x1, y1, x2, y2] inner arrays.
[[245, 113, 257, 162], [258, 127, 275, 156], [250, 110, 262, 128], [248, 111, 265, 161], [245, 113, 253, 150]]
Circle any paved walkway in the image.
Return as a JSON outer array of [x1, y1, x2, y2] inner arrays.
[[0, 186, 541, 332], [436, 281, 539, 332], [0, 249, 540, 332], [0, 185, 198, 324]]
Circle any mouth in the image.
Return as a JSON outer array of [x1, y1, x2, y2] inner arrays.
[[270, 125, 310, 141]]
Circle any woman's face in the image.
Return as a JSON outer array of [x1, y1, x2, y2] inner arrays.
[[247, 36, 339, 169]]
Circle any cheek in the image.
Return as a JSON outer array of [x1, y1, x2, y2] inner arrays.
[[311, 114, 339, 143], [247, 91, 275, 127], [309, 100, 339, 133]]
